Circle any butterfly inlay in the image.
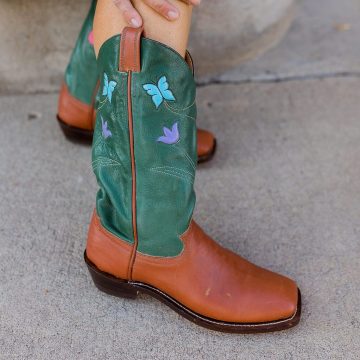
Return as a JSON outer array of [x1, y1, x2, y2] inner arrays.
[[102, 73, 117, 104], [143, 76, 175, 109]]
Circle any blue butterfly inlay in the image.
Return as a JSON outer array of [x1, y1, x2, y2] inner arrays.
[[101, 117, 112, 139], [157, 122, 179, 145], [143, 76, 175, 109], [102, 73, 117, 103]]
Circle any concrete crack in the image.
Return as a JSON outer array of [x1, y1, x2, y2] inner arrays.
[[196, 71, 360, 87]]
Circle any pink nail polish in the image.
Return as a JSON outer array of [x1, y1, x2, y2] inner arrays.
[[167, 10, 179, 20], [130, 18, 141, 27]]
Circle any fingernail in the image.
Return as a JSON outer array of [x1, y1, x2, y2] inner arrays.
[[167, 10, 179, 20], [130, 18, 141, 27]]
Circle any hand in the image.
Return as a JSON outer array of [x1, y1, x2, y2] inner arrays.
[[113, 0, 201, 27]]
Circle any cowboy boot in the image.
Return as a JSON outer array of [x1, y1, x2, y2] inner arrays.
[[85, 28, 301, 333], [57, 0, 216, 163]]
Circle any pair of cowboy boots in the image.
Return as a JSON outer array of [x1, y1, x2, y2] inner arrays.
[[58, 1, 301, 333]]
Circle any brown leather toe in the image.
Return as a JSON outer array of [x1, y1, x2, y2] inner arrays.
[[197, 128, 216, 160], [133, 220, 298, 324]]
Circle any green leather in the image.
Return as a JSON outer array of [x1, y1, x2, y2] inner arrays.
[[64, 0, 98, 105], [93, 35, 197, 257]]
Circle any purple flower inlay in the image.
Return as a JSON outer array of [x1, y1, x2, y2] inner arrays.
[[157, 122, 179, 145], [101, 117, 112, 139]]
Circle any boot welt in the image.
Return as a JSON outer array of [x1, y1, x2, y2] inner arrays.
[[84, 251, 301, 334]]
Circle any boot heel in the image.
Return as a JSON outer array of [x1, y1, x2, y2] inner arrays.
[[57, 116, 93, 145], [84, 252, 138, 299]]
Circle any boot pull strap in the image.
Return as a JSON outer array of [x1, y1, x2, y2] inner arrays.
[[119, 26, 144, 72]]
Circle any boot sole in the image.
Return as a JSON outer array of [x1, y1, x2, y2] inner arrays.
[[57, 116, 217, 163], [57, 116, 93, 145], [84, 252, 301, 333]]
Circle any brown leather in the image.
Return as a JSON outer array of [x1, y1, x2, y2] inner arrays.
[[86, 212, 132, 280], [185, 51, 194, 75], [126, 71, 139, 280], [87, 212, 298, 324], [92, 108, 97, 129], [119, 27, 144, 72], [197, 128, 216, 158], [118, 27, 141, 279], [58, 83, 94, 130]]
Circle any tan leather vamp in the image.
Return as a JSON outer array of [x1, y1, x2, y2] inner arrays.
[[58, 83, 94, 130], [86, 212, 132, 280], [87, 213, 298, 324], [197, 128, 215, 158]]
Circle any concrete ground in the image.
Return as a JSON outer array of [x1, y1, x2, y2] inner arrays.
[[208, 0, 360, 84], [1, 1, 360, 359]]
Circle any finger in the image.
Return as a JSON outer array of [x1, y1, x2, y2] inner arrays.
[[180, 0, 201, 5], [113, 0, 143, 27], [143, 0, 180, 21]]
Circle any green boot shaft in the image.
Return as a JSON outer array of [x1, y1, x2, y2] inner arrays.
[[65, 0, 98, 105], [93, 34, 197, 257]]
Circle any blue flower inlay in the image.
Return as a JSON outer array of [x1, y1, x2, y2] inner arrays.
[[157, 122, 179, 145], [101, 117, 112, 139]]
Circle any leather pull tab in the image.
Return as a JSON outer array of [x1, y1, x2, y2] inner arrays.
[[119, 26, 144, 72]]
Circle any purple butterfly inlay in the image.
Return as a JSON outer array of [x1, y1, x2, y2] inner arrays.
[[101, 117, 112, 139], [157, 122, 179, 145]]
